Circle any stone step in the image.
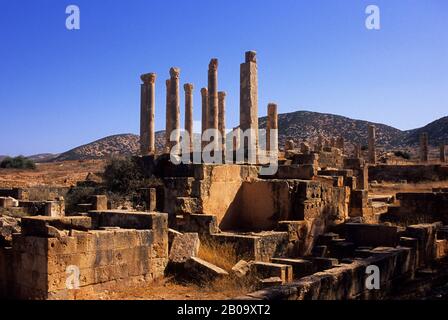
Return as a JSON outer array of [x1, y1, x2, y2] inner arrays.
[[250, 261, 293, 283], [311, 245, 328, 257], [304, 257, 339, 272], [270, 258, 313, 279]]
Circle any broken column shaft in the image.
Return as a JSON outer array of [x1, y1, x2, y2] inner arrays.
[[368, 125, 376, 164], [240, 51, 259, 160], [266, 103, 278, 152], [441, 144, 446, 163], [420, 132, 429, 162]]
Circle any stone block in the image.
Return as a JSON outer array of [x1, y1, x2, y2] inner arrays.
[[91, 195, 108, 211], [250, 261, 293, 283], [343, 223, 398, 247], [169, 232, 200, 263], [270, 258, 313, 279], [184, 257, 228, 282], [230, 260, 252, 278]]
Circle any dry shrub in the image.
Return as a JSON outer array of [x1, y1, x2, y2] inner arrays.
[[197, 239, 239, 271], [197, 239, 258, 294]]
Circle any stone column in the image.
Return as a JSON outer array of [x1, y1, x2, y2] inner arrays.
[[165, 79, 171, 152], [184, 83, 194, 150], [140, 73, 156, 155], [266, 103, 278, 152], [368, 125, 377, 164], [208, 59, 219, 133], [201, 88, 208, 149], [218, 91, 226, 152], [441, 144, 446, 163], [337, 137, 345, 153], [420, 132, 429, 162], [354, 143, 361, 158], [168, 68, 180, 151], [240, 51, 259, 159], [232, 127, 240, 152], [316, 135, 323, 152]]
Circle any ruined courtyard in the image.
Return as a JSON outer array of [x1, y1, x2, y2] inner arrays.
[[1, 51, 448, 300]]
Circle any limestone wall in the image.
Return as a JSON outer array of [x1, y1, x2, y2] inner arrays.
[[369, 164, 448, 183], [2, 212, 168, 300]]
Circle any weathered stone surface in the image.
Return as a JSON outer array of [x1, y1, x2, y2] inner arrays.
[[230, 259, 251, 278], [250, 261, 293, 284], [240, 51, 259, 159], [140, 72, 156, 155], [169, 232, 200, 263], [184, 257, 228, 282], [368, 125, 376, 164], [184, 83, 194, 150], [343, 223, 398, 247], [420, 132, 429, 162], [91, 195, 107, 211]]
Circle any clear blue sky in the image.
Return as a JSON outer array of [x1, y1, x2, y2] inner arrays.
[[0, 0, 447, 156]]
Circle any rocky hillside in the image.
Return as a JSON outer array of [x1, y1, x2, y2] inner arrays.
[[403, 116, 448, 147], [23, 111, 446, 162], [54, 134, 141, 161], [259, 111, 407, 149]]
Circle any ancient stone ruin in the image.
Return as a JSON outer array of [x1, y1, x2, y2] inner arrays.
[[1, 51, 448, 300]]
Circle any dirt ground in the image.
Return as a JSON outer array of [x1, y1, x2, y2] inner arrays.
[[77, 277, 248, 300], [0, 160, 106, 188]]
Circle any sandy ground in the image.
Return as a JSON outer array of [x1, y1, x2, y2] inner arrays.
[[0, 160, 106, 188]]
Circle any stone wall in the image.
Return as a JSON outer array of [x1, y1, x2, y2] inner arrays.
[[369, 164, 448, 183], [0, 211, 168, 300]]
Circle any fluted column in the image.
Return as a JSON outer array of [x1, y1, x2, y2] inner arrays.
[[165, 79, 171, 152]]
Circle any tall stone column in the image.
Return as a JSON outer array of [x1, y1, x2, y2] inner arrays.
[[440, 144, 446, 163], [240, 51, 259, 160], [201, 88, 208, 150], [420, 132, 429, 162], [368, 125, 377, 164], [168, 68, 180, 151], [208, 59, 219, 133], [266, 103, 278, 152], [232, 127, 240, 152], [354, 143, 361, 158], [165, 79, 171, 152], [184, 83, 194, 150], [140, 73, 156, 155], [218, 91, 226, 152]]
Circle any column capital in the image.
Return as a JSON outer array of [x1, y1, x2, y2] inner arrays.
[[201, 87, 208, 96], [245, 51, 257, 63], [209, 58, 219, 71], [169, 67, 180, 79], [218, 91, 226, 99], [141, 73, 156, 84], [184, 83, 194, 93]]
